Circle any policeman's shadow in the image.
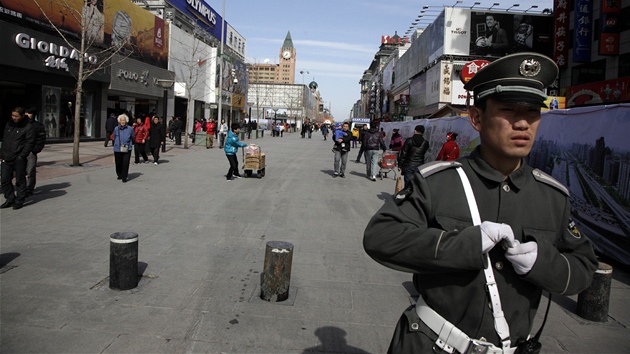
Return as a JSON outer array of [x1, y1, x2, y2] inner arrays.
[[25, 182, 69, 206], [125, 173, 143, 181], [0, 252, 20, 269], [320, 169, 338, 177], [301, 326, 371, 354], [376, 192, 392, 201]]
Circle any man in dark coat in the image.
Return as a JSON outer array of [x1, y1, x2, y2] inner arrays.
[[1, 107, 34, 210], [104, 113, 117, 147], [172, 116, 183, 145], [398, 125, 430, 190], [25, 107, 46, 197], [363, 53, 598, 354]]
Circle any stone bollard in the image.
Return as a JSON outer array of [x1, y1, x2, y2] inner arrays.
[[109, 232, 138, 290], [577, 262, 613, 322], [260, 241, 294, 302]]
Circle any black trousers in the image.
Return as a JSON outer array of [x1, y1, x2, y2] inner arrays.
[[174, 131, 182, 145], [1, 158, 27, 204], [226, 154, 241, 179], [151, 147, 160, 163], [114, 151, 131, 180], [134, 142, 148, 163]]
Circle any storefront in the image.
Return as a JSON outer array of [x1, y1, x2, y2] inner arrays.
[[0, 21, 109, 141], [108, 55, 175, 121]]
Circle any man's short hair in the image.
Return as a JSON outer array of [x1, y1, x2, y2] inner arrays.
[[231, 122, 240, 131], [415, 125, 425, 134]]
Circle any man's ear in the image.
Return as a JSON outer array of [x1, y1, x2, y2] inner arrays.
[[468, 106, 482, 132]]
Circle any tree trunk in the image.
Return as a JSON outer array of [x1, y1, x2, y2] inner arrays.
[[72, 19, 87, 167]]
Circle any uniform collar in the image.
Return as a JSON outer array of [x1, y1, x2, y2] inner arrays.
[[467, 146, 528, 190]]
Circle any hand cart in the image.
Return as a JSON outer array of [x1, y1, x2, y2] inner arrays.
[[242, 144, 266, 178], [378, 150, 399, 180]]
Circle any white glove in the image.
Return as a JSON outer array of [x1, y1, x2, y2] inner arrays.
[[505, 240, 538, 275], [480, 221, 515, 254]]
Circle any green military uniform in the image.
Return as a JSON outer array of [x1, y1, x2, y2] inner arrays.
[[364, 150, 598, 352], [363, 53, 598, 353]]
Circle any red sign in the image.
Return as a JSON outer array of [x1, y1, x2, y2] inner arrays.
[[154, 16, 164, 49], [459, 60, 491, 84], [381, 35, 408, 45], [565, 77, 630, 107], [599, 0, 621, 56]]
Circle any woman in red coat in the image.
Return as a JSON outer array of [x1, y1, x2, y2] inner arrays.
[[133, 117, 149, 164], [436, 132, 460, 161]]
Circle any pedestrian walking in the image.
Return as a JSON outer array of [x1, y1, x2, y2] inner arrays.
[[398, 125, 429, 191], [224, 123, 248, 181], [332, 122, 352, 178], [148, 115, 164, 165], [104, 113, 117, 147], [351, 126, 359, 148], [0, 107, 34, 210], [436, 132, 460, 161], [25, 106, 46, 197], [321, 123, 328, 140], [355, 124, 368, 163], [363, 125, 387, 181], [132, 117, 149, 164], [388, 128, 404, 152], [172, 116, 182, 145], [219, 118, 228, 148], [113, 114, 134, 183], [363, 52, 598, 354], [206, 119, 217, 148]]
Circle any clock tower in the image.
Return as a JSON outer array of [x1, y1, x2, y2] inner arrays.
[[277, 31, 296, 84]]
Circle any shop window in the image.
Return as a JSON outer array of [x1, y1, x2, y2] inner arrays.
[[571, 59, 606, 86], [619, 53, 630, 78]]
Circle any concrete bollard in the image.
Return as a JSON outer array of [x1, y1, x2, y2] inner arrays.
[[577, 262, 613, 322], [260, 241, 294, 302], [109, 232, 138, 290]]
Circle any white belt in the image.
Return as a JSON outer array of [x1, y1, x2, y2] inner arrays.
[[415, 296, 516, 354]]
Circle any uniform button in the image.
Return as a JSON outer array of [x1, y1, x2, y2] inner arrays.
[[502, 184, 510, 192], [411, 323, 419, 330], [495, 261, 504, 270]]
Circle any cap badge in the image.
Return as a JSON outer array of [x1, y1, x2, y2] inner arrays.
[[519, 59, 541, 77]]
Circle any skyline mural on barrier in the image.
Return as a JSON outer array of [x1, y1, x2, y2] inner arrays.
[[380, 104, 630, 265]]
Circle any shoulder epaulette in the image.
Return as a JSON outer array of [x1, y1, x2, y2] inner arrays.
[[532, 169, 569, 196], [419, 161, 462, 178]]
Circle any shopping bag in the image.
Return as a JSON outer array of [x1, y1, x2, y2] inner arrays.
[[395, 176, 403, 194]]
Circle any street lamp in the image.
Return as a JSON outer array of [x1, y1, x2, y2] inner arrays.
[[470, 2, 481, 9], [156, 79, 174, 153], [489, 3, 500, 10], [300, 69, 309, 85], [525, 5, 538, 12], [229, 70, 238, 128], [506, 4, 519, 11], [451, 0, 462, 7]]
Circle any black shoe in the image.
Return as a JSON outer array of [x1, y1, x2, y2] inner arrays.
[[26, 191, 33, 197], [117, 177, 122, 180], [340, 173, 345, 178], [1, 200, 15, 209], [12, 203, 23, 210], [122, 179, 127, 183]]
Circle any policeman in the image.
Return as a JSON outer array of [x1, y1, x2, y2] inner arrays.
[[363, 53, 598, 354]]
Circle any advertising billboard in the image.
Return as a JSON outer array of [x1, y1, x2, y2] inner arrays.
[[0, 0, 169, 68], [469, 11, 554, 58]]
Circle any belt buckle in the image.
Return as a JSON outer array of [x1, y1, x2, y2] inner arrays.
[[465, 339, 492, 354]]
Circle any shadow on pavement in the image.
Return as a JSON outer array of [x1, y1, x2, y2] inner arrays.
[[126, 173, 143, 181], [0, 252, 20, 268], [26, 182, 70, 206], [302, 326, 371, 354], [376, 192, 392, 201]]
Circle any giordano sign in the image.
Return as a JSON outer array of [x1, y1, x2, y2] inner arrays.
[[14, 32, 98, 72]]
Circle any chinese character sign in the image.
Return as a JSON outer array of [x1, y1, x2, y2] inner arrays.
[[553, 0, 570, 68], [573, 0, 593, 62], [599, 0, 621, 55]]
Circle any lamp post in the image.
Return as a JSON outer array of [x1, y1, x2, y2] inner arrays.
[[525, 5, 538, 12], [507, 4, 519, 11], [470, 2, 481, 9], [489, 3, 500, 10], [299, 69, 309, 85], [229, 69, 237, 127], [156, 79, 174, 153]]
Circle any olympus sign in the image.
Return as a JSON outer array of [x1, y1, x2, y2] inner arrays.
[[186, 0, 217, 25], [14, 33, 98, 68]]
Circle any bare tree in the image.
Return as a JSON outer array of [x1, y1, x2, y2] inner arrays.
[[33, 0, 132, 166], [169, 24, 215, 149]]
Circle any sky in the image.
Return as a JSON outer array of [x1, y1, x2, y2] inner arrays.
[[207, 0, 554, 121]]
